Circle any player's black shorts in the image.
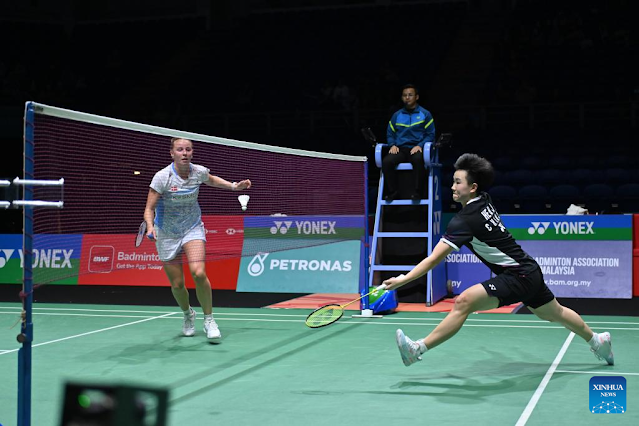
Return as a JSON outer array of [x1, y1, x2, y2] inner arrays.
[[481, 266, 554, 308]]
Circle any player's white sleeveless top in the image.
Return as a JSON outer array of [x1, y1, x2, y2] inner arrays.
[[150, 163, 210, 236]]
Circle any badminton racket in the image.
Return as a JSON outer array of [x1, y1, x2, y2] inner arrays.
[[305, 284, 387, 328], [134, 221, 155, 247]]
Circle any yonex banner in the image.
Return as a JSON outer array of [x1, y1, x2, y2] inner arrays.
[[505, 215, 632, 241], [445, 215, 633, 298], [0, 234, 82, 285], [237, 215, 364, 293]]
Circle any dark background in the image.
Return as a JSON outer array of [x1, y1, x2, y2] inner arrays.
[[1, 0, 637, 312]]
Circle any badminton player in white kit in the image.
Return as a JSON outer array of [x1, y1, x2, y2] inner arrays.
[[144, 137, 251, 342]]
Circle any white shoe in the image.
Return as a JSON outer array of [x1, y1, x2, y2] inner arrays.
[[182, 309, 196, 337], [204, 316, 222, 343], [396, 329, 422, 367], [591, 332, 614, 365]]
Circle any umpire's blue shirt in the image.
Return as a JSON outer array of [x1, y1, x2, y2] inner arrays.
[[387, 105, 435, 148]]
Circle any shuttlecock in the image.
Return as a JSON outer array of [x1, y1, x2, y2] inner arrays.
[[238, 194, 250, 211]]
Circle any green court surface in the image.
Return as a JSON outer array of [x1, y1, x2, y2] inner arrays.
[[0, 303, 637, 426]]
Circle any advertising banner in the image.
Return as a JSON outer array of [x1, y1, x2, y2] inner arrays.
[[0, 234, 83, 285], [445, 215, 633, 299], [237, 215, 364, 293], [0, 216, 245, 288], [445, 246, 492, 294]]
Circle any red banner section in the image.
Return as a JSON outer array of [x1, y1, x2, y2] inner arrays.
[[78, 216, 244, 289], [79, 234, 168, 286]]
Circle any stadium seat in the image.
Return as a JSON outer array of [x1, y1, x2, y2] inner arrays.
[[518, 184, 548, 213], [576, 156, 597, 168], [505, 169, 534, 185], [492, 156, 517, 172], [569, 168, 602, 185], [521, 156, 544, 170], [605, 168, 629, 185], [583, 184, 615, 214], [488, 185, 517, 213], [547, 156, 573, 169], [615, 183, 639, 213], [548, 184, 581, 213], [606, 155, 629, 168], [538, 169, 565, 185]]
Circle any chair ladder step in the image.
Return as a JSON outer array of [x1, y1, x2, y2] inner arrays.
[[376, 232, 428, 238]]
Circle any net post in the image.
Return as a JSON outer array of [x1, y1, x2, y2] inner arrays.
[[18, 101, 35, 426]]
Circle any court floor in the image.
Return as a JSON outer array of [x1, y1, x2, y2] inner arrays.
[[0, 303, 637, 426]]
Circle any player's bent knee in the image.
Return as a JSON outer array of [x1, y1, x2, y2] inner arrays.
[[452, 292, 474, 314], [170, 281, 186, 290], [533, 305, 562, 322], [191, 269, 208, 282]]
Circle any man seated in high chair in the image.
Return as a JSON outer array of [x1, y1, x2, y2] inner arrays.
[[383, 84, 435, 202]]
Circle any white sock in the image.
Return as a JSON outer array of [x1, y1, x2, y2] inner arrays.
[[588, 333, 600, 349], [204, 314, 213, 321], [418, 340, 428, 354], [183, 308, 193, 316]]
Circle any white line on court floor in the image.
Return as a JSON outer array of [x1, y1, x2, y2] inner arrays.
[[2, 311, 639, 331], [515, 332, 576, 426], [0, 306, 637, 325], [0, 312, 176, 357], [555, 369, 639, 376]]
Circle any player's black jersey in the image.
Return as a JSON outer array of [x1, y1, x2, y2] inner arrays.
[[442, 192, 538, 275]]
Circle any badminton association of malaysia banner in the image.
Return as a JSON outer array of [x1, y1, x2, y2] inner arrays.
[[236, 216, 364, 293], [446, 215, 633, 298], [0, 234, 83, 284]]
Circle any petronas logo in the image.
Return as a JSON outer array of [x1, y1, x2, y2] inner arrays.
[[247, 253, 269, 277]]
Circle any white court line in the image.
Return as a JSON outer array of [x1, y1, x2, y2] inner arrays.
[[0, 312, 176, 357], [0, 307, 308, 318], [0, 306, 639, 322], [515, 332, 575, 426], [555, 369, 639, 376], [0, 307, 637, 324], [2, 311, 639, 330]]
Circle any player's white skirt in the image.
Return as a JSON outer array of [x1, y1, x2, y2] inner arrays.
[[155, 222, 207, 262]]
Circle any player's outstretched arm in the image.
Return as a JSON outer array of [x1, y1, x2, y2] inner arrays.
[[205, 174, 251, 191], [383, 241, 453, 290]]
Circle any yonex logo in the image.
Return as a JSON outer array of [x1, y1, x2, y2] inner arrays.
[[528, 221, 595, 235], [270, 221, 293, 235], [0, 249, 15, 268], [270, 220, 337, 235], [528, 222, 551, 235], [489, 284, 496, 291], [0, 249, 73, 268]]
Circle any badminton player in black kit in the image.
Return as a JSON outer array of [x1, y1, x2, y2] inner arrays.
[[383, 154, 614, 367]]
